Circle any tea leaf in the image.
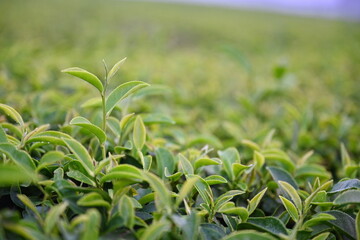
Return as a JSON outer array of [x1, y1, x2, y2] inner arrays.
[[81, 209, 101, 240], [303, 213, 336, 228], [248, 188, 267, 215], [329, 179, 360, 194], [0, 125, 7, 143], [105, 81, 150, 115], [0, 164, 36, 186], [63, 138, 94, 177], [62, 67, 104, 93], [205, 175, 228, 185], [100, 164, 143, 183], [218, 147, 240, 181], [140, 220, 170, 240], [239, 217, 288, 236], [67, 170, 96, 186], [267, 166, 298, 189], [0, 103, 24, 129], [133, 115, 146, 150], [37, 151, 65, 170], [179, 153, 194, 175], [195, 158, 221, 170], [324, 210, 356, 239], [142, 171, 172, 213], [278, 181, 302, 212], [189, 174, 213, 208], [77, 192, 111, 209], [176, 176, 199, 206], [222, 230, 276, 240], [70, 116, 106, 144], [108, 57, 126, 80], [155, 147, 175, 178], [0, 143, 36, 172], [333, 190, 360, 205], [279, 196, 299, 222], [44, 202, 68, 234], [119, 195, 135, 229]]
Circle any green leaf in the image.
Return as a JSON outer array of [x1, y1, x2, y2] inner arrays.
[[0, 125, 8, 143], [329, 179, 360, 194], [62, 67, 104, 93], [142, 171, 172, 214], [205, 175, 228, 185], [248, 188, 267, 215], [305, 180, 333, 208], [233, 163, 253, 178], [108, 57, 127, 80], [17, 194, 43, 224], [133, 115, 146, 150], [66, 170, 96, 186], [119, 195, 135, 229], [81, 209, 101, 240], [341, 143, 352, 167], [37, 151, 65, 170], [80, 97, 102, 108], [70, 116, 106, 144], [3, 224, 48, 240], [214, 190, 245, 213], [189, 174, 214, 208], [0, 143, 36, 172], [178, 153, 194, 175], [303, 213, 336, 228], [26, 130, 72, 146], [279, 196, 299, 222], [105, 81, 150, 115], [195, 158, 222, 170], [267, 166, 298, 189], [254, 151, 265, 169], [238, 217, 288, 236], [44, 202, 68, 234], [176, 176, 199, 206], [0, 103, 24, 129], [77, 192, 110, 209], [333, 190, 360, 205], [219, 205, 249, 222], [62, 138, 94, 177], [278, 181, 302, 212], [324, 210, 356, 239], [222, 230, 276, 240], [100, 164, 143, 183], [218, 147, 240, 181], [262, 148, 295, 171], [295, 164, 331, 179], [155, 147, 175, 179], [200, 223, 226, 240], [0, 164, 36, 186], [140, 220, 170, 240], [142, 113, 175, 125], [311, 232, 330, 240]]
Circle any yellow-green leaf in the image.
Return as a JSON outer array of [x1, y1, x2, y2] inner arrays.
[[62, 67, 103, 93]]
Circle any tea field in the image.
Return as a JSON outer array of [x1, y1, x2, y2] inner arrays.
[[0, 0, 360, 239]]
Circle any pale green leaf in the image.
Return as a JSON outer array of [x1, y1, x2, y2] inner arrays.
[[279, 196, 299, 222], [108, 57, 126, 80], [0, 103, 24, 129], [105, 81, 150, 115], [44, 202, 68, 234], [133, 115, 146, 150], [62, 67, 103, 93], [62, 138, 94, 177], [278, 181, 302, 212], [248, 188, 267, 215], [70, 116, 106, 143]]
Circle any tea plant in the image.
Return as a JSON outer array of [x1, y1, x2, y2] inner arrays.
[[0, 58, 359, 240]]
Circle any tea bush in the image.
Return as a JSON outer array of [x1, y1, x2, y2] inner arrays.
[[0, 0, 359, 239]]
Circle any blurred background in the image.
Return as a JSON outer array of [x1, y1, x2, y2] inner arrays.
[[0, 0, 359, 178]]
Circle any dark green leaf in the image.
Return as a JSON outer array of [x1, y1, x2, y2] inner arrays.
[[0, 143, 36, 172], [155, 147, 175, 179], [333, 190, 360, 205], [324, 210, 356, 239], [267, 166, 298, 189], [222, 230, 276, 240], [329, 179, 360, 194], [238, 217, 288, 236]]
